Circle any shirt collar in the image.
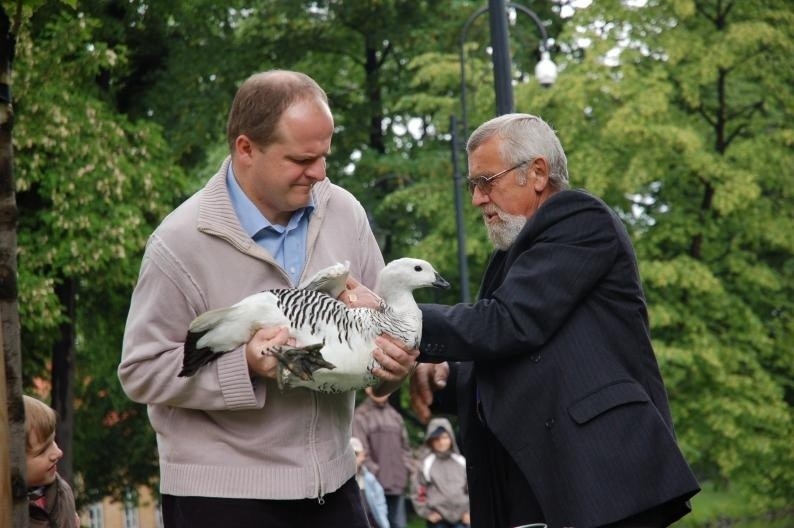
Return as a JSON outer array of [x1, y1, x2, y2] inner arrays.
[[226, 164, 315, 237]]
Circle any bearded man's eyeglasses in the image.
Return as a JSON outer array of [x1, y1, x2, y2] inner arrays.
[[466, 160, 531, 195]]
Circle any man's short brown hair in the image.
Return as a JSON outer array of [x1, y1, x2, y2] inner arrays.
[[226, 70, 329, 152]]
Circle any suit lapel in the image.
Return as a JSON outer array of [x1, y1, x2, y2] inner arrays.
[[479, 250, 509, 299]]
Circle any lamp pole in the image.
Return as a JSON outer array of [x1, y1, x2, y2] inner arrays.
[[460, 1, 555, 137], [450, 115, 471, 303], [489, 0, 514, 115], [452, 1, 556, 302]]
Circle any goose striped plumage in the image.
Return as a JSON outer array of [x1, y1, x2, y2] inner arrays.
[[178, 258, 449, 393]]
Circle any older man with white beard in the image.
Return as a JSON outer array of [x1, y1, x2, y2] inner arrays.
[[403, 114, 700, 528]]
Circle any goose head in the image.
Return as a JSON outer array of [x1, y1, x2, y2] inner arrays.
[[375, 258, 450, 303]]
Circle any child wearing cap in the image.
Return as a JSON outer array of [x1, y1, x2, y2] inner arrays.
[[351, 436, 390, 528], [410, 417, 470, 528]]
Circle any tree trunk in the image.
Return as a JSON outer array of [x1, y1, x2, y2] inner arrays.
[[51, 277, 76, 486], [0, 4, 28, 526]]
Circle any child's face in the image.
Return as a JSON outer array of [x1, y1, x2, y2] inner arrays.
[[430, 432, 452, 453], [26, 433, 63, 488]]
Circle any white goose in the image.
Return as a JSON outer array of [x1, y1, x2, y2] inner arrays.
[[178, 258, 449, 393]]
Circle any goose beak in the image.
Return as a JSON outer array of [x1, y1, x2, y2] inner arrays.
[[432, 273, 451, 289]]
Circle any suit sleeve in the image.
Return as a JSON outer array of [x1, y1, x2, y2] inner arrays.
[[420, 196, 619, 362]]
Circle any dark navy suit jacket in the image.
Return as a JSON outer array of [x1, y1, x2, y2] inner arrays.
[[419, 190, 700, 527]]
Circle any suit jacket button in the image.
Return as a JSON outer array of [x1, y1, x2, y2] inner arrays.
[[544, 418, 555, 429], [531, 353, 542, 363]]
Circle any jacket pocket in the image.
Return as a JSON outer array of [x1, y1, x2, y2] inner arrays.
[[567, 380, 650, 424]]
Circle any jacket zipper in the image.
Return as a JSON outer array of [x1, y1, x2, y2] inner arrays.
[[310, 391, 325, 504]]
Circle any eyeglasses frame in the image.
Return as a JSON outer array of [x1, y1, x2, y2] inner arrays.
[[466, 158, 533, 195]]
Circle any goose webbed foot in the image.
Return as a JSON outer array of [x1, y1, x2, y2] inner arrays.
[[270, 341, 336, 390]]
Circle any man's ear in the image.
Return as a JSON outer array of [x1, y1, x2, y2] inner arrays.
[[234, 135, 256, 166], [531, 157, 550, 192]]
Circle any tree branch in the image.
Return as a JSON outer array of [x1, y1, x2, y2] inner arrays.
[[695, 1, 716, 24], [724, 101, 764, 147], [697, 104, 717, 128], [376, 41, 393, 69]]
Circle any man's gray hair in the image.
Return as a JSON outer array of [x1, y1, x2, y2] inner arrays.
[[466, 113, 570, 190]]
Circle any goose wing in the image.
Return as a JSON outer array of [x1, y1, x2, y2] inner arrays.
[[298, 261, 350, 298]]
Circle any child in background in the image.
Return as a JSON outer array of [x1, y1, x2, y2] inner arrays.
[[353, 386, 412, 528], [351, 436, 390, 528], [24, 395, 79, 528], [411, 417, 470, 528]]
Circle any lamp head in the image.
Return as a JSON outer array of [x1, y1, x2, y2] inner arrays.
[[535, 50, 558, 87]]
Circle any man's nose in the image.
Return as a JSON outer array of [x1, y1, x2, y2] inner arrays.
[[471, 186, 489, 205], [305, 157, 327, 182]]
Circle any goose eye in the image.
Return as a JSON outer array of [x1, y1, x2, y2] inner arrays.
[[414, 265, 422, 272]]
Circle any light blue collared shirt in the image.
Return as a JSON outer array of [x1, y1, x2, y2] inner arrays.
[[227, 165, 314, 285]]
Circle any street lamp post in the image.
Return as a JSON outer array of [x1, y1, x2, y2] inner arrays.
[[489, 0, 514, 116], [460, 1, 557, 137], [452, 0, 556, 302], [450, 115, 472, 303]]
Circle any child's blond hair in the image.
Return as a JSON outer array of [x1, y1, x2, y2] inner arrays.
[[23, 395, 57, 452]]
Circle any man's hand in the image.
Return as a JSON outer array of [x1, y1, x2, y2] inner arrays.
[[245, 326, 290, 379], [427, 511, 443, 523], [370, 334, 420, 396], [337, 276, 382, 309], [410, 362, 450, 423], [337, 274, 421, 396]]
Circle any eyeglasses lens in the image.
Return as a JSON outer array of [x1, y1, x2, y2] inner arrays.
[[466, 178, 488, 195]]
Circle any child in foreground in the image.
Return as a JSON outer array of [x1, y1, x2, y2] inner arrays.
[[24, 395, 79, 528]]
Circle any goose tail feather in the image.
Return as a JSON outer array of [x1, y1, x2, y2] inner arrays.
[[179, 306, 244, 377], [179, 329, 223, 377]]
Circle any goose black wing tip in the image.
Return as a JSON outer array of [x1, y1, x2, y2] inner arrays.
[[179, 330, 217, 378]]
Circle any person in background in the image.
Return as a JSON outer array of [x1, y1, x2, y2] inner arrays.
[[119, 69, 417, 528], [24, 395, 80, 528], [353, 386, 413, 528], [351, 437, 390, 528], [403, 113, 701, 527], [410, 417, 470, 528]]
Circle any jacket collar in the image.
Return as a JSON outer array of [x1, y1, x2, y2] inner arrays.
[[196, 156, 332, 259]]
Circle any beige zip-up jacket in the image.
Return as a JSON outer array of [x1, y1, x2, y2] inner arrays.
[[119, 157, 384, 500]]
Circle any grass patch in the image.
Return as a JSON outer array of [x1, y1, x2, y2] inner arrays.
[[404, 482, 794, 527], [671, 482, 793, 527]]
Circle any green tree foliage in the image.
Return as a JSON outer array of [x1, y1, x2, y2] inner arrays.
[[88, 0, 260, 168], [13, 7, 188, 496], [73, 282, 158, 504]]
